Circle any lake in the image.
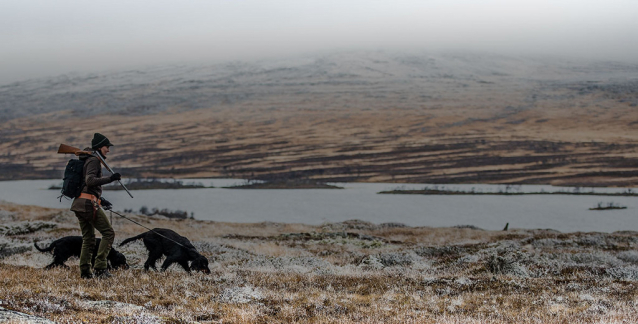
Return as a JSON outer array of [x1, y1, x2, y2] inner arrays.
[[0, 179, 636, 233]]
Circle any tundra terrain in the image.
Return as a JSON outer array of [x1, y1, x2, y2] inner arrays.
[[1, 51, 637, 186], [1, 202, 638, 323]]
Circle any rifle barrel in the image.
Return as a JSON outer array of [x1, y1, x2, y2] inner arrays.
[[117, 180, 134, 198], [94, 151, 134, 199]]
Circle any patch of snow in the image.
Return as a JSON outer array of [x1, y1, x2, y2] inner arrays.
[[0, 221, 57, 236], [0, 306, 56, 324], [81, 300, 145, 312], [218, 286, 264, 304]]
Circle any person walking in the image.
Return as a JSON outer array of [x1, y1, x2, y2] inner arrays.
[[70, 133, 121, 279]]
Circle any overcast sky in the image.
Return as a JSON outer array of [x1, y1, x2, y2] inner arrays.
[[1, 0, 637, 84]]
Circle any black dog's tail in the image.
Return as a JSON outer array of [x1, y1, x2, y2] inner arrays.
[[119, 232, 148, 247], [34, 241, 55, 253]]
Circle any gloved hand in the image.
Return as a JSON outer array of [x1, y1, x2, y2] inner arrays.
[[110, 173, 121, 181], [101, 197, 113, 210]]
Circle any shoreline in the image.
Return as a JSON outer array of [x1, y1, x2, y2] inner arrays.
[[4, 176, 638, 189], [15, 177, 638, 190], [379, 188, 638, 196], [224, 181, 344, 190]]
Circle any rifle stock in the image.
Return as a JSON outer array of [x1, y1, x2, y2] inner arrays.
[[57, 144, 91, 156]]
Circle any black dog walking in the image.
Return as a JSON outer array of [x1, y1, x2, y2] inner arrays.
[[120, 228, 210, 273], [34, 236, 129, 270]]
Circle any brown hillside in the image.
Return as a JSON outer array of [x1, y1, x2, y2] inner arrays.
[[1, 52, 637, 186]]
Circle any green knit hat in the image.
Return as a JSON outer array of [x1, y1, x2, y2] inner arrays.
[[91, 133, 114, 150]]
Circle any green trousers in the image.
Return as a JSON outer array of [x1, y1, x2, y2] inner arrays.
[[74, 208, 114, 275]]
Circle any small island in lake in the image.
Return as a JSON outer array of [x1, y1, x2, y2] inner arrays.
[[379, 186, 638, 196], [49, 179, 209, 191], [225, 179, 343, 189], [589, 202, 628, 211], [103, 179, 208, 190]]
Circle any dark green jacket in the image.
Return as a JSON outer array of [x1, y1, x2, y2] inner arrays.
[[70, 149, 113, 213]]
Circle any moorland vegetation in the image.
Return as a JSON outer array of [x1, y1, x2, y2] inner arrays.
[[1, 202, 637, 323]]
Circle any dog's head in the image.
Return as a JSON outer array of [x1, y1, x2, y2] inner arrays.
[[190, 255, 211, 274], [109, 250, 130, 270]]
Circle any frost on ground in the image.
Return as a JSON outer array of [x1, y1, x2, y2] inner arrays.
[[0, 235, 32, 258], [0, 221, 57, 236], [219, 286, 264, 304], [1, 202, 638, 323], [81, 300, 146, 312], [0, 306, 56, 324]]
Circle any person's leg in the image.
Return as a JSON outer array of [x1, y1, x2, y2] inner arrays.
[[93, 208, 114, 272], [75, 212, 96, 278]]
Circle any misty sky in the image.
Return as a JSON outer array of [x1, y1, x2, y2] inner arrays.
[[1, 0, 637, 84]]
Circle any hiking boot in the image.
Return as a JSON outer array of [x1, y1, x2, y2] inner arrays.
[[94, 269, 112, 279], [80, 272, 94, 279]]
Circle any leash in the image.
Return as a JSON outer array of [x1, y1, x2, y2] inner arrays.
[[104, 208, 191, 249]]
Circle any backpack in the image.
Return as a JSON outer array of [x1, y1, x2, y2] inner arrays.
[[60, 158, 85, 199]]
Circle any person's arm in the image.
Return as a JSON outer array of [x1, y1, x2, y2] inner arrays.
[[84, 158, 113, 187]]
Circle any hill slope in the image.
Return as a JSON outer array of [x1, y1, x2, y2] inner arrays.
[[1, 51, 637, 185]]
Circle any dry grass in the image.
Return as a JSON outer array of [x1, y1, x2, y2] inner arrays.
[[2, 82, 638, 185], [2, 202, 638, 323]]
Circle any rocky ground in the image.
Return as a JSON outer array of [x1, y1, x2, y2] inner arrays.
[[1, 201, 638, 323]]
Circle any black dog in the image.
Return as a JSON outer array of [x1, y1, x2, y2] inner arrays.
[[34, 236, 129, 270], [120, 228, 210, 273]]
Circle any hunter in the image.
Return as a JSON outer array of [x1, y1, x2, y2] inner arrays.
[[70, 133, 121, 279]]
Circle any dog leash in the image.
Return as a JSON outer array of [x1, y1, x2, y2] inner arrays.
[[104, 208, 191, 249]]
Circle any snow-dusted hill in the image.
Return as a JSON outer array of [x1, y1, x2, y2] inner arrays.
[[2, 51, 636, 120]]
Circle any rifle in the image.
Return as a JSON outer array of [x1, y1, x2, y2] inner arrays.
[[58, 144, 134, 198]]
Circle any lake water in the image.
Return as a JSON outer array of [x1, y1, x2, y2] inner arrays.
[[0, 179, 636, 233]]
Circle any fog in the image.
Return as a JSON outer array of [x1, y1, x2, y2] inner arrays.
[[1, 0, 637, 85]]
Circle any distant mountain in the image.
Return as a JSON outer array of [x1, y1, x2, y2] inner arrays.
[[2, 51, 636, 120]]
